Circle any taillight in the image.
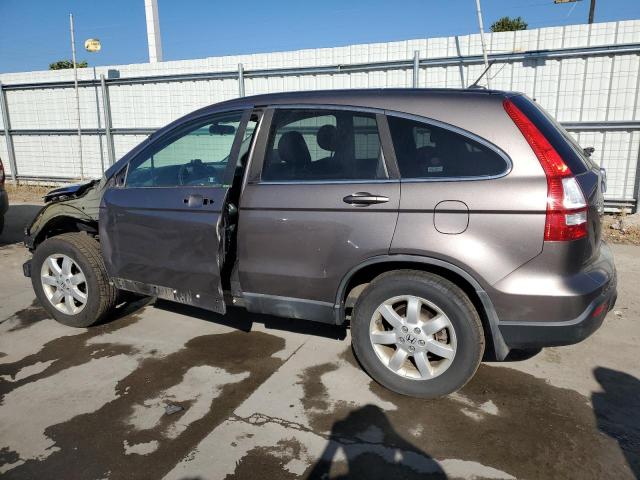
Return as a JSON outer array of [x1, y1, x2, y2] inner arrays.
[[503, 99, 587, 241]]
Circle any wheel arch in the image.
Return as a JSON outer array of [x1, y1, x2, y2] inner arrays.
[[31, 215, 98, 249], [334, 255, 510, 360]]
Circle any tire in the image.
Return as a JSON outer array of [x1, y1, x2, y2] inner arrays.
[[31, 232, 118, 327], [0, 215, 4, 235], [351, 270, 484, 398]]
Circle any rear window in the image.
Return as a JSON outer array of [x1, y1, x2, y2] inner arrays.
[[510, 95, 594, 174], [387, 115, 509, 180]]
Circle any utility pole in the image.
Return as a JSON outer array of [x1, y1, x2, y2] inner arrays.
[[588, 0, 596, 24], [69, 13, 84, 180], [144, 0, 163, 63], [474, 0, 491, 89]]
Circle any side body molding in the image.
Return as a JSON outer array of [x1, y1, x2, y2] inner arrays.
[[333, 254, 510, 360]]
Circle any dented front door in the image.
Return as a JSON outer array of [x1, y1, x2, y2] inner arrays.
[[99, 110, 249, 313]]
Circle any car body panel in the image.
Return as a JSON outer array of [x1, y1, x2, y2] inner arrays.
[[100, 185, 230, 313], [238, 181, 401, 303], [25, 180, 104, 248]]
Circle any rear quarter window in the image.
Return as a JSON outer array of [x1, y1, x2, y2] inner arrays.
[[387, 115, 509, 180], [510, 95, 593, 174]]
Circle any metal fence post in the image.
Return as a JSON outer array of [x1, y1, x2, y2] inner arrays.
[[100, 75, 116, 166], [0, 82, 18, 183], [238, 63, 245, 97], [413, 51, 420, 88]]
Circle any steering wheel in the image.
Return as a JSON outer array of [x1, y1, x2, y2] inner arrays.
[[178, 159, 217, 186]]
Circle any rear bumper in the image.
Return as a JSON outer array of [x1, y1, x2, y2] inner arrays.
[[492, 240, 617, 350], [498, 271, 617, 349]]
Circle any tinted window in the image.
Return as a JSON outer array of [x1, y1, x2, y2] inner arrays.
[[388, 116, 508, 179], [126, 112, 242, 187], [261, 109, 387, 181]]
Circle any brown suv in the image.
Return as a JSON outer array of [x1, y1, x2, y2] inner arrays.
[[23, 89, 617, 398]]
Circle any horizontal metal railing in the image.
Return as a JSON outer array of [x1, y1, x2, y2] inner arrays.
[[2, 122, 639, 137], [1, 42, 639, 91]]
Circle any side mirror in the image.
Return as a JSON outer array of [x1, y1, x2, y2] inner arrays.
[[209, 123, 236, 135], [583, 146, 595, 157]]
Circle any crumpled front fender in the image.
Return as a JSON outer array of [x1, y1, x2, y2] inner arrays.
[[25, 179, 106, 249]]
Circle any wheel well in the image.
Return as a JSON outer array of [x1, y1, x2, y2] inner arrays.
[[34, 216, 98, 247], [340, 261, 498, 360]]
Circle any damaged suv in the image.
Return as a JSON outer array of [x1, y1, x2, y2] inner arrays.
[[23, 89, 617, 398]]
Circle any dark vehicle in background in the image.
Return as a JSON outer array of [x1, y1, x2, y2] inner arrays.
[[22, 89, 616, 398], [0, 157, 8, 234]]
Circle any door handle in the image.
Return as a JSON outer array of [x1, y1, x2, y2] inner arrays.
[[183, 194, 214, 207], [343, 192, 389, 206]]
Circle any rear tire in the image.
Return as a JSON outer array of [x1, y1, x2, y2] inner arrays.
[[351, 270, 484, 398], [31, 232, 117, 327]]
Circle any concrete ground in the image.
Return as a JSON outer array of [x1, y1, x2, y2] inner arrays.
[[1, 202, 638, 480]]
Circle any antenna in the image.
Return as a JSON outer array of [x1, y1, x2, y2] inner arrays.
[[468, 60, 496, 89]]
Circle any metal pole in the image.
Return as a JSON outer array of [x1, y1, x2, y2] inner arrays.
[[100, 75, 116, 166], [412, 50, 420, 88], [474, 0, 491, 89], [238, 63, 245, 97], [588, 0, 596, 24], [144, 0, 163, 63], [93, 68, 105, 173], [0, 82, 18, 183], [70, 13, 85, 179]]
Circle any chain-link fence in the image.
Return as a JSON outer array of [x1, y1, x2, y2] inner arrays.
[[1, 20, 639, 209]]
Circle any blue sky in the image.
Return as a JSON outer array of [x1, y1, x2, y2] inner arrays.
[[1, 0, 639, 73]]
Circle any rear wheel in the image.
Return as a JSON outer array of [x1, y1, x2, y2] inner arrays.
[[31, 232, 117, 327], [351, 270, 484, 398]]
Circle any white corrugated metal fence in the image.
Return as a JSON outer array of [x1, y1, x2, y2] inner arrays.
[[0, 20, 639, 207]]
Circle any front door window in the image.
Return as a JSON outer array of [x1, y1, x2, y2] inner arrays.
[[126, 112, 243, 188]]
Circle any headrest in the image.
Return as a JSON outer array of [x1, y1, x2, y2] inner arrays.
[[277, 131, 311, 168], [317, 124, 338, 151]]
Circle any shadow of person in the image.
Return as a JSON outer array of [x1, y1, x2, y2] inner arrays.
[[592, 367, 640, 479], [306, 404, 447, 479]]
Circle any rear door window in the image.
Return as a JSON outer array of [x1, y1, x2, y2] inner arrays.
[[261, 109, 388, 182], [387, 115, 508, 180]]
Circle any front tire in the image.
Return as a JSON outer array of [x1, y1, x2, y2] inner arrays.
[[351, 270, 484, 398], [31, 232, 117, 327]]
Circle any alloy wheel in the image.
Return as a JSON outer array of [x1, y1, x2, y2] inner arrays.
[[40, 254, 88, 315], [369, 295, 457, 380]]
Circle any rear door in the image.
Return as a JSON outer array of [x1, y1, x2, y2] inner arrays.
[[100, 110, 250, 313], [237, 106, 400, 322]]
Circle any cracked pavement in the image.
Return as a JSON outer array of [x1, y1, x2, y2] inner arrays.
[[1, 203, 639, 479]]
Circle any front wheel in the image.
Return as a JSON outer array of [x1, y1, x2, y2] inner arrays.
[[31, 232, 118, 327], [351, 270, 485, 398]]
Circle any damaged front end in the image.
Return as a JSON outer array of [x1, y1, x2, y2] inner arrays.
[[42, 180, 100, 203], [23, 178, 105, 252]]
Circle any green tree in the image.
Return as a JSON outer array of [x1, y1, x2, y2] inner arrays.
[[49, 60, 88, 70], [490, 16, 528, 32]]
